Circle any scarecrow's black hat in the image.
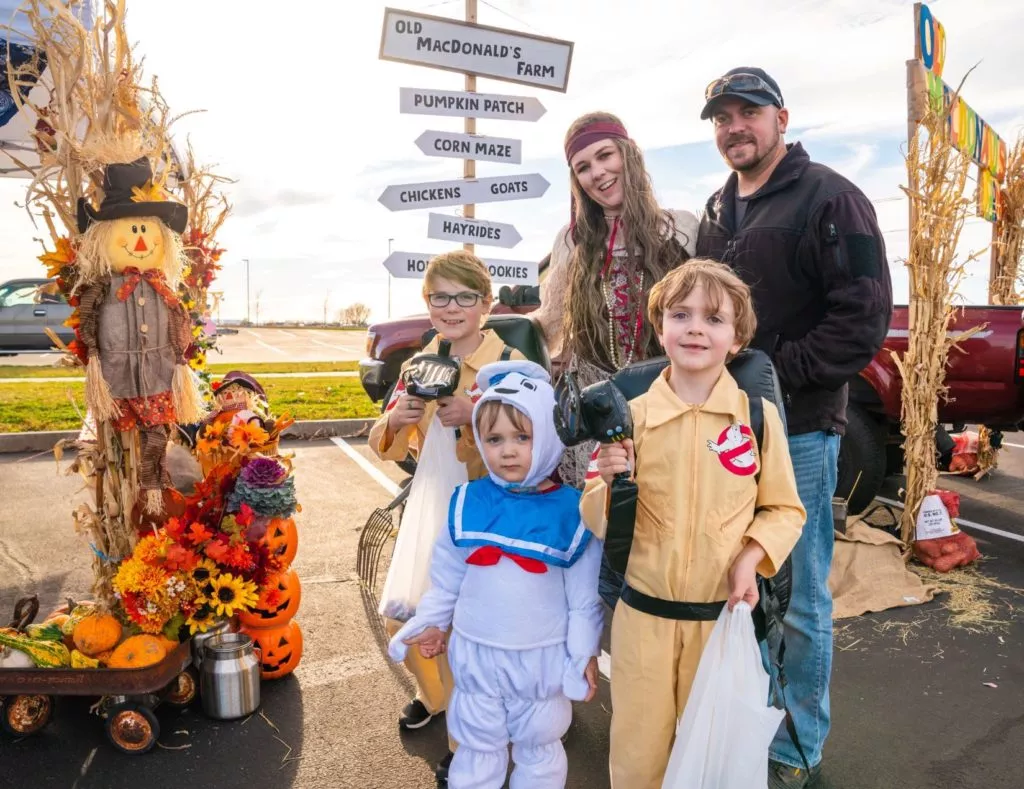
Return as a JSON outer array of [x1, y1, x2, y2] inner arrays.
[[76, 157, 188, 234]]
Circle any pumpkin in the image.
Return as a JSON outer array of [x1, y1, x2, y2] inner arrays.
[[238, 569, 301, 628], [107, 635, 167, 669], [73, 613, 123, 657], [95, 649, 115, 666], [264, 517, 299, 566], [155, 635, 180, 655], [71, 649, 101, 669], [61, 602, 97, 637], [42, 613, 70, 631], [0, 630, 71, 667], [242, 619, 303, 680], [25, 622, 65, 643]]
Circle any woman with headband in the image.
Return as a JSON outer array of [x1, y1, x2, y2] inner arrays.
[[531, 111, 698, 604]]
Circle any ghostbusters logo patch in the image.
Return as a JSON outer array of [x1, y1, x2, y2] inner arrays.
[[707, 423, 757, 476]]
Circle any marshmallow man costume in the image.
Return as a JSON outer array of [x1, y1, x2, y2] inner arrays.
[[389, 360, 604, 789]]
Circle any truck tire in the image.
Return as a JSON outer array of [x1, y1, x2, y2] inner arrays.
[[836, 404, 887, 515]]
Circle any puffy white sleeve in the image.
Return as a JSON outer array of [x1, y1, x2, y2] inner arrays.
[[561, 534, 605, 700]]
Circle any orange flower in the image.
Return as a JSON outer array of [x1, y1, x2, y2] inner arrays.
[[229, 422, 270, 451], [165, 517, 186, 541], [188, 521, 213, 544], [205, 540, 229, 563], [63, 312, 80, 329], [165, 543, 198, 571], [196, 435, 221, 455]]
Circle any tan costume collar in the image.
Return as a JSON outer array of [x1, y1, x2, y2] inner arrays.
[[644, 366, 743, 429]]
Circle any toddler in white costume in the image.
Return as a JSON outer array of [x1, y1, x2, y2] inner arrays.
[[389, 360, 604, 789]]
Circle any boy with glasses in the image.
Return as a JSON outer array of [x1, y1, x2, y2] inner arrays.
[[369, 249, 524, 783]]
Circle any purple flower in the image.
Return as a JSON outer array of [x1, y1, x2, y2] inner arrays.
[[241, 456, 288, 488]]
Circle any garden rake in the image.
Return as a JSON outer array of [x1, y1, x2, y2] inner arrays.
[[357, 481, 412, 596]]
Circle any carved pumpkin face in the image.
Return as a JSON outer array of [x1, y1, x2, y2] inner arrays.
[[243, 619, 303, 679], [264, 517, 298, 567], [238, 569, 301, 628]]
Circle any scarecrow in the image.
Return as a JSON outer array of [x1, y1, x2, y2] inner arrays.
[[210, 370, 270, 431], [75, 148, 206, 514]]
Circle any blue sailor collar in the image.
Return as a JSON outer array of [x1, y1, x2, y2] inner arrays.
[[449, 477, 590, 568]]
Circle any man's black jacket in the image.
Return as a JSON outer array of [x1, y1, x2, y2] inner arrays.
[[696, 142, 893, 436]]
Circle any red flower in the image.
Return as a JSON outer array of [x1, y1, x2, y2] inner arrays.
[[188, 521, 213, 544], [205, 539, 230, 563], [236, 503, 255, 527], [165, 543, 198, 572]]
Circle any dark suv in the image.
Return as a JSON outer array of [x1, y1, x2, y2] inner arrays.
[[0, 278, 75, 355]]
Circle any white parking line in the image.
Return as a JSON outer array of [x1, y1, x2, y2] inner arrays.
[[334, 436, 614, 679], [242, 329, 287, 356], [311, 338, 338, 349], [874, 496, 1024, 544], [276, 329, 298, 338], [1002, 441, 1024, 450], [330, 437, 400, 497]]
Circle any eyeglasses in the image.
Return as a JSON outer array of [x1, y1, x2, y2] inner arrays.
[[704, 73, 783, 106], [427, 291, 483, 308]]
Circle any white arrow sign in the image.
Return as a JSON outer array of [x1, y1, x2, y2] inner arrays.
[[427, 213, 522, 249], [416, 130, 522, 164], [384, 251, 538, 285], [399, 88, 546, 122], [378, 173, 549, 212], [380, 9, 573, 92]]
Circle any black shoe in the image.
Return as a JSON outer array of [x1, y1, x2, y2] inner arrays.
[[398, 699, 435, 730], [768, 760, 822, 788], [435, 750, 454, 783]]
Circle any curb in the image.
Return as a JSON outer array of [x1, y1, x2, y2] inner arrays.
[[0, 418, 376, 455]]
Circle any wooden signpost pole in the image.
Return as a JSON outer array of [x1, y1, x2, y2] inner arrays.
[[463, 0, 477, 254]]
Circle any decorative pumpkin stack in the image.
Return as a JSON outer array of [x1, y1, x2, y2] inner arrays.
[[238, 512, 304, 680]]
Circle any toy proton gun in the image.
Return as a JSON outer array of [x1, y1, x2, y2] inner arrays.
[[401, 339, 461, 401]]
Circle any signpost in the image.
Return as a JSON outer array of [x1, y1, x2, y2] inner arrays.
[[379, 1, 571, 272], [427, 212, 522, 248], [415, 130, 522, 164], [379, 7, 573, 92], [378, 173, 549, 212], [384, 250, 538, 285], [399, 87, 546, 121]]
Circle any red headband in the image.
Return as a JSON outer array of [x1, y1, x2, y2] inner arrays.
[[564, 121, 629, 162]]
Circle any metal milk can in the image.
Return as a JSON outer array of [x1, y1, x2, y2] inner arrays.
[[200, 632, 261, 720]]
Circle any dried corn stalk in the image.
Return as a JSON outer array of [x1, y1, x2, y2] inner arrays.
[[992, 134, 1024, 305], [895, 108, 985, 546], [3, 1, 186, 606]]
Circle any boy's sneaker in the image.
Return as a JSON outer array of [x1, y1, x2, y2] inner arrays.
[[768, 760, 821, 788], [398, 699, 434, 730]]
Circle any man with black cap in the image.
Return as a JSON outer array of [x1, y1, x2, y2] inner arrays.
[[696, 68, 893, 788]]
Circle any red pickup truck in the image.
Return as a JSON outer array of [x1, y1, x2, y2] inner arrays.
[[360, 298, 1024, 514]]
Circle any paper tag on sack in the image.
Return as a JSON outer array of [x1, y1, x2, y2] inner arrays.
[[915, 494, 958, 541]]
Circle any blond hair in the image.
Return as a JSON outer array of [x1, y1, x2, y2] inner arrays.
[[647, 258, 757, 350], [422, 250, 493, 302], [563, 111, 691, 370], [475, 400, 531, 436]]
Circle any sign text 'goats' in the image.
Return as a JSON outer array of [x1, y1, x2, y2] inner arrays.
[[378, 173, 549, 211]]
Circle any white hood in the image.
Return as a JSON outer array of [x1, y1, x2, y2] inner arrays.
[[472, 360, 564, 490]]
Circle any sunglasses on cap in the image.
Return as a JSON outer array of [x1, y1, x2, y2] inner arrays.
[[704, 72, 783, 106]]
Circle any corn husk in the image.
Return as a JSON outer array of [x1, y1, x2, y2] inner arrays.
[[990, 134, 1024, 305]]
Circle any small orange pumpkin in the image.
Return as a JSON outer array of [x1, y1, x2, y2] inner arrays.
[[238, 569, 301, 628], [73, 613, 123, 657], [264, 517, 299, 566], [242, 620, 303, 680], [156, 635, 180, 655], [107, 635, 167, 669]]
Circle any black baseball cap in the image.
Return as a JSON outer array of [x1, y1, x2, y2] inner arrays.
[[701, 67, 785, 120]]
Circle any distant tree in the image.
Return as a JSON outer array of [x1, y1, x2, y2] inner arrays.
[[342, 303, 371, 327]]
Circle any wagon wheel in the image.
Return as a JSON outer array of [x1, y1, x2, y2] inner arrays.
[[105, 702, 159, 754], [1, 694, 53, 736], [163, 667, 198, 708]]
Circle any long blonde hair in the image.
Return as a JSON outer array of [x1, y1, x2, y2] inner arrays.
[[562, 111, 690, 370]]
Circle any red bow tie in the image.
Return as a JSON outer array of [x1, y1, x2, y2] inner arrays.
[[116, 267, 180, 307], [466, 545, 548, 574]]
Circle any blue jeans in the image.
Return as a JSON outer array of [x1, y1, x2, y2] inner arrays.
[[770, 430, 840, 769]]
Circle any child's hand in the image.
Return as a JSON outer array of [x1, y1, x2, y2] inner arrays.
[[727, 540, 768, 611], [436, 394, 474, 428], [583, 656, 599, 702], [388, 394, 426, 431], [596, 439, 634, 485], [403, 626, 446, 659]]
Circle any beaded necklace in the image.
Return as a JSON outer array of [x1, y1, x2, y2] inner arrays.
[[599, 216, 644, 369]]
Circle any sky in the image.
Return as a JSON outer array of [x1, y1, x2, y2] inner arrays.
[[2, 0, 1024, 324]]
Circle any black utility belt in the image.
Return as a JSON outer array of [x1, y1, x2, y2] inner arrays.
[[620, 584, 726, 621]]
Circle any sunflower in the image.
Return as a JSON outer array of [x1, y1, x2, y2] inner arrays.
[[186, 605, 217, 635], [190, 558, 219, 600], [206, 573, 259, 617]]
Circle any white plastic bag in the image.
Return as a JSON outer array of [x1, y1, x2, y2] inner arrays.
[[378, 415, 468, 622], [662, 602, 785, 789]]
